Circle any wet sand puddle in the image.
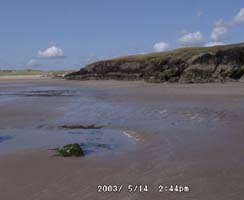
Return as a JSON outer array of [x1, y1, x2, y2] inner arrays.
[[0, 82, 243, 157], [0, 83, 137, 156], [0, 128, 136, 155]]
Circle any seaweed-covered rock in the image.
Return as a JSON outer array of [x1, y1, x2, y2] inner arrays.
[[60, 124, 103, 129], [57, 143, 84, 157], [97, 144, 108, 148]]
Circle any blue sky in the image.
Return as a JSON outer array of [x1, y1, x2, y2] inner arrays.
[[0, 0, 243, 70]]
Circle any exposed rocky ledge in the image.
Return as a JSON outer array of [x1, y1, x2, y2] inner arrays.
[[66, 43, 244, 83]]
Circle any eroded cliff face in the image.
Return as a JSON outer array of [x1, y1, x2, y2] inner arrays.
[[66, 43, 244, 83]]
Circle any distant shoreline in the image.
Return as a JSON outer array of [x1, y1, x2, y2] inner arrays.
[[0, 75, 45, 80], [0, 69, 74, 80]]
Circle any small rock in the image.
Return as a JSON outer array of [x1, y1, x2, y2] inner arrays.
[[57, 143, 84, 157], [97, 144, 107, 148], [60, 124, 103, 129]]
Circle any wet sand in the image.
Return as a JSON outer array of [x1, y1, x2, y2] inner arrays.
[[0, 79, 244, 200]]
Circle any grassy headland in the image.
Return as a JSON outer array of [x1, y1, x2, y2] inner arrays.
[[66, 43, 244, 83]]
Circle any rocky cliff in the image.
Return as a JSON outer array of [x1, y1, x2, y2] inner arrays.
[[66, 43, 244, 83]]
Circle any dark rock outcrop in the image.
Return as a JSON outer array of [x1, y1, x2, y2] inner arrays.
[[60, 124, 103, 129], [56, 144, 84, 157], [66, 43, 244, 83]]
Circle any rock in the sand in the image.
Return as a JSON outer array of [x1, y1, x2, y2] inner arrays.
[[97, 144, 108, 148], [60, 124, 103, 129], [57, 143, 84, 157]]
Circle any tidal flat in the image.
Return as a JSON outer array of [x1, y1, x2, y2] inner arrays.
[[0, 78, 244, 200]]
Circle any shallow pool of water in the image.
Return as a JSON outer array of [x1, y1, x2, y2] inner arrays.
[[0, 83, 138, 155], [0, 128, 136, 155]]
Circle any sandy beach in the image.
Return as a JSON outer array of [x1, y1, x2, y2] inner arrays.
[[0, 78, 244, 200]]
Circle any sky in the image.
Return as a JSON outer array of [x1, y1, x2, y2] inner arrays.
[[0, 0, 243, 70]]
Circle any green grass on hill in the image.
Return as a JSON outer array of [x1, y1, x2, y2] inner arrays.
[[88, 43, 244, 65]]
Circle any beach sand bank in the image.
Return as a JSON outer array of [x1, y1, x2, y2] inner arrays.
[[0, 79, 244, 200]]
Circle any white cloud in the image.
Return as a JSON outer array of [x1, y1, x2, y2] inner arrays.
[[26, 59, 40, 67], [38, 46, 64, 58], [210, 22, 229, 41], [205, 42, 225, 47], [209, 8, 244, 43], [233, 8, 244, 24], [177, 31, 204, 46], [153, 42, 169, 52]]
